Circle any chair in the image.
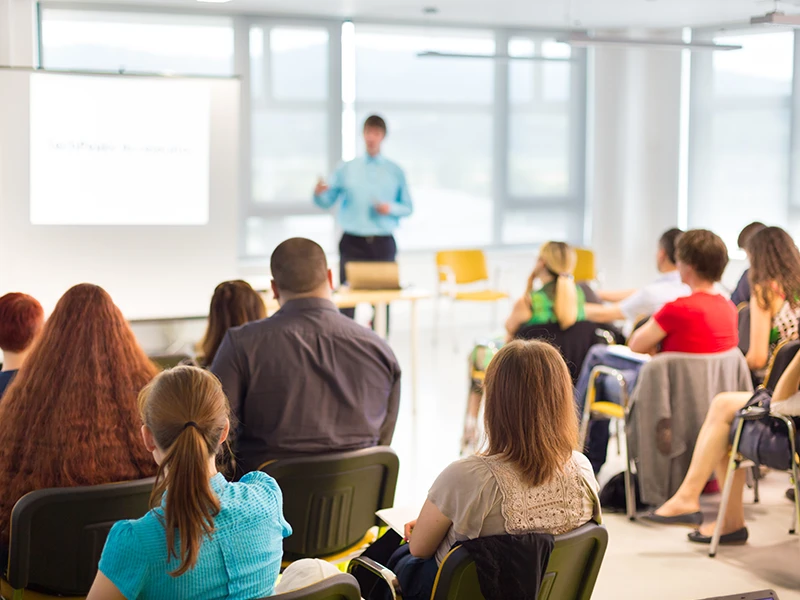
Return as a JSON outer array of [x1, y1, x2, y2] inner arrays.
[[261, 447, 399, 564], [737, 304, 751, 356], [573, 248, 597, 283], [434, 250, 508, 344], [3, 478, 155, 600], [263, 574, 362, 600], [149, 353, 194, 370], [348, 523, 608, 600]]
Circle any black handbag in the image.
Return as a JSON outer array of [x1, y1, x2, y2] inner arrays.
[[736, 388, 799, 471]]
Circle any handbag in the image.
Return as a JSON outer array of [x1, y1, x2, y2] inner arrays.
[[736, 388, 799, 471]]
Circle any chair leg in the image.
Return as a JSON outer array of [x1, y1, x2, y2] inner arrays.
[[623, 417, 636, 521], [752, 467, 760, 504], [614, 420, 622, 457], [710, 420, 745, 558]]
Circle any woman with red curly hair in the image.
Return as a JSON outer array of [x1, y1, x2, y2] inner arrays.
[[0, 293, 44, 397], [0, 283, 159, 549]]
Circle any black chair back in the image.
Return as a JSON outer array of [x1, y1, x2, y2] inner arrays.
[[515, 321, 623, 383], [262, 447, 399, 561], [7, 478, 155, 596], [431, 523, 608, 600], [764, 341, 800, 391], [264, 573, 362, 600]]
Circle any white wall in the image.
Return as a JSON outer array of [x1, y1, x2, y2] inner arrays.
[[0, 0, 36, 68]]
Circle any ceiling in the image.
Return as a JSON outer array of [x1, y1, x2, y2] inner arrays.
[[47, 0, 800, 29]]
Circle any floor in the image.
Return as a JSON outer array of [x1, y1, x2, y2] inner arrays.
[[382, 310, 800, 600]]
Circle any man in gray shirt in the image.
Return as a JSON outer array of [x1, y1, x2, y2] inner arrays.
[[211, 237, 402, 475]]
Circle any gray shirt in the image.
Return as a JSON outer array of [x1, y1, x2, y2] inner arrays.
[[210, 297, 402, 474]]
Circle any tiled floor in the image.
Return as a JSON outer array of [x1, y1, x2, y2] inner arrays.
[[385, 318, 800, 600]]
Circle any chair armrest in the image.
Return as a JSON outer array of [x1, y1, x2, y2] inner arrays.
[[738, 405, 770, 420], [347, 556, 401, 600]]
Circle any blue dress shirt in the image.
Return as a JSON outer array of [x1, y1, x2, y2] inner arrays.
[[313, 154, 413, 237]]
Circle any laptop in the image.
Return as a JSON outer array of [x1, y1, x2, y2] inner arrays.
[[698, 592, 779, 600], [345, 262, 401, 291]]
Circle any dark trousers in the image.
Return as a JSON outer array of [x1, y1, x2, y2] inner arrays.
[[354, 531, 439, 600], [339, 233, 397, 327]]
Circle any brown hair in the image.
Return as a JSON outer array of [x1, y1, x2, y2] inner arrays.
[[198, 280, 266, 367], [364, 115, 387, 133], [270, 238, 329, 295], [0, 293, 44, 353], [748, 227, 800, 311], [658, 228, 684, 265], [139, 366, 230, 576], [537, 241, 579, 329], [738, 222, 767, 252], [483, 340, 578, 487], [0, 284, 158, 542], [675, 229, 729, 283]]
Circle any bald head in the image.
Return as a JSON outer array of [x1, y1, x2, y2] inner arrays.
[[270, 238, 331, 302]]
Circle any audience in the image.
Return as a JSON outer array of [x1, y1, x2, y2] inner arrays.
[[197, 280, 267, 368], [505, 241, 586, 340], [741, 226, 800, 374], [374, 341, 599, 600], [730, 221, 767, 306], [211, 238, 401, 475], [576, 229, 738, 472], [0, 292, 44, 397], [644, 345, 800, 545], [88, 366, 291, 600], [585, 228, 687, 330], [0, 284, 158, 549]]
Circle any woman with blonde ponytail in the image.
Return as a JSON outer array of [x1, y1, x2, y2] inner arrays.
[[88, 366, 291, 600], [505, 241, 586, 339]]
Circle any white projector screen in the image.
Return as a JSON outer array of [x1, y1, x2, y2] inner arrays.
[[30, 74, 210, 225]]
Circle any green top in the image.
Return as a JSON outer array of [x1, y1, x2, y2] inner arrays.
[[526, 281, 586, 326]]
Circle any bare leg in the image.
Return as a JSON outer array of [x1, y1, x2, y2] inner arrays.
[[697, 457, 747, 536], [655, 392, 750, 517]]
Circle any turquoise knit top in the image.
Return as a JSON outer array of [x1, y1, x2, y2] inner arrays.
[[98, 471, 292, 600]]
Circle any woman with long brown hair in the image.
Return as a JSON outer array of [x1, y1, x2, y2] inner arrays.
[[197, 280, 266, 368], [0, 283, 158, 546], [88, 366, 291, 600], [381, 341, 600, 600]]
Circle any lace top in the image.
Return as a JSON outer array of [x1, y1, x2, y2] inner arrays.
[[427, 452, 600, 564]]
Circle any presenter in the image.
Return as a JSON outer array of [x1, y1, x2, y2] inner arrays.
[[313, 115, 413, 320]]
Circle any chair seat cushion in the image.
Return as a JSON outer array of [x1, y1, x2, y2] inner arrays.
[[591, 402, 624, 420], [454, 291, 509, 302]]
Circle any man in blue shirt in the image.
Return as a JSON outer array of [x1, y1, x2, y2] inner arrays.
[[313, 115, 413, 319]]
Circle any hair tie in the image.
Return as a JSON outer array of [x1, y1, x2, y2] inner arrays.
[[183, 421, 200, 431]]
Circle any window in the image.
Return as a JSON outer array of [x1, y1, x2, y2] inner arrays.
[[688, 31, 795, 251], [39, 9, 234, 76]]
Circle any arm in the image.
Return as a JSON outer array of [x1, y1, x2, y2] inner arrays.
[[598, 289, 637, 303], [407, 499, 453, 559], [87, 571, 126, 600], [210, 331, 245, 423], [313, 165, 345, 209], [628, 318, 667, 354], [379, 369, 401, 446], [773, 349, 800, 402], [387, 170, 413, 218], [584, 302, 625, 323], [505, 295, 533, 341], [745, 295, 772, 371]]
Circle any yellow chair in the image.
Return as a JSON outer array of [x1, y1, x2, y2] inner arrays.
[[435, 250, 509, 344], [573, 248, 597, 283]]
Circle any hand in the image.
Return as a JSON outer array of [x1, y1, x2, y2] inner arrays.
[[314, 179, 329, 196], [375, 203, 392, 216], [403, 519, 417, 542]]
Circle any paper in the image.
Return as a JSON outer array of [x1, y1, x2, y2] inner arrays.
[[376, 506, 419, 537]]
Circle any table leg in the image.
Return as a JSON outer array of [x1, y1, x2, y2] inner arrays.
[[374, 302, 388, 340], [410, 299, 419, 419]]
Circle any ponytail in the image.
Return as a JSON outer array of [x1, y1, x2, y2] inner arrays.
[[152, 425, 221, 576], [553, 274, 579, 329], [139, 366, 230, 577]]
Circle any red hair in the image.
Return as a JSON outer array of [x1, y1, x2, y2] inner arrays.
[[0, 293, 44, 353], [0, 284, 158, 542]]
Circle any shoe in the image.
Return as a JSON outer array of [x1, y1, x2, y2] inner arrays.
[[687, 527, 748, 545], [641, 511, 704, 527], [787, 488, 796, 502]]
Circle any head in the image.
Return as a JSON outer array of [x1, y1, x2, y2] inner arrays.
[[675, 229, 729, 287], [0, 293, 44, 368], [738, 222, 767, 259], [656, 228, 683, 272], [533, 241, 579, 329], [483, 340, 578, 487], [270, 238, 333, 304], [0, 284, 158, 540], [199, 281, 266, 367], [139, 366, 230, 576], [363, 115, 387, 157], [747, 227, 800, 311]]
